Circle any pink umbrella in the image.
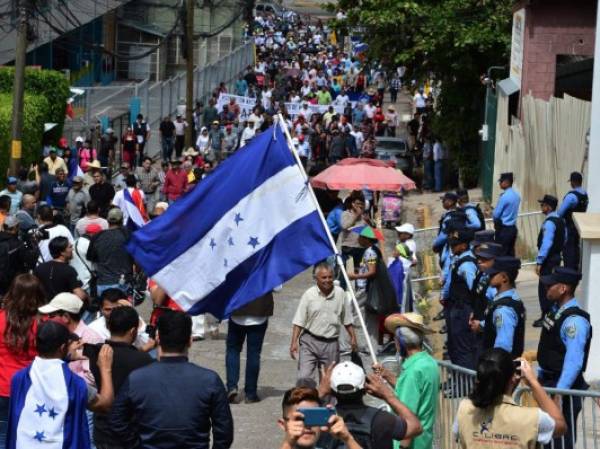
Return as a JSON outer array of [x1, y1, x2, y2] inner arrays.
[[310, 158, 417, 191]]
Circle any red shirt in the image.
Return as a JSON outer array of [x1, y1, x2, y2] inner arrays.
[[0, 310, 37, 397], [162, 168, 188, 201]]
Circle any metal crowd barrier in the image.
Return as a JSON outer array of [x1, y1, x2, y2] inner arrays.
[[410, 211, 544, 288], [432, 360, 600, 449]]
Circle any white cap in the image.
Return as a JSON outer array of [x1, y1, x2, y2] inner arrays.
[[38, 293, 83, 315], [395, 223, 415, 235], [75, 136, 84, 143], [331, 361, 365, 394]]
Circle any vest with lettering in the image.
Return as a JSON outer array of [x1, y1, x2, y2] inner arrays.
[[564, 190, 588, 230], [537, 216, 565, 259], [537, 306, 592, 387], [482, 297, 525, 357], [456, 396, 539, 449], [449, 256, 478, 306]]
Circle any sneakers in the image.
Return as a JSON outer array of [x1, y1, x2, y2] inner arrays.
[[227, 389, 240, 404]]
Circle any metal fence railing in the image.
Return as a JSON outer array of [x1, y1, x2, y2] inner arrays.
[[429, 360, 600, 449], [62, 42, 255, 160], [410, 211, 545, 290]]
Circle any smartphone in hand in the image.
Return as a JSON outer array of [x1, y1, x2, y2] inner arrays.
[[297, 407, 336, 427]]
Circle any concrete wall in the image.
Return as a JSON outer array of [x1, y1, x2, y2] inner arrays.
[[520, 0, 596, 101]]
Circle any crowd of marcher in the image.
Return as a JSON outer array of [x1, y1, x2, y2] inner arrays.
[[0, 6, 594, 449]]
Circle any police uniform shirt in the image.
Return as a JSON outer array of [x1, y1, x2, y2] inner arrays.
[[442, 250, 477, 300], [462, 203, 483, 230], [536, 212, 567, 265], [557, 187, 587, 219], [486, 289, 521, 354], [440, 252, 455, 290], [493, 187, 521, 226], [433, 211, 452, 251], [540, 298, 591, 390]]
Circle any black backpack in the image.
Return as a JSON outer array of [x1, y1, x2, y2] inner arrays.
[[328, 407, 378, 449], [464, 204, 486, 232]]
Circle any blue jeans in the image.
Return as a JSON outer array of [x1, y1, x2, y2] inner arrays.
[[434, 160, 444, 192], [162, 137, 174, 162], [225, 320, 268, 398], [0, 396, 9, 448]]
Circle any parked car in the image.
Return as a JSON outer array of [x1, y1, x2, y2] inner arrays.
[[374, 137, 413, 177]]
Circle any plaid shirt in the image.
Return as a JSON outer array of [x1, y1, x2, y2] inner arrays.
[[135, 167, 160, 193], [390, 78, 401, 90]]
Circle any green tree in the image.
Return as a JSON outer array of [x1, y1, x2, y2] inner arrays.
[[332, 0, 513, 186]]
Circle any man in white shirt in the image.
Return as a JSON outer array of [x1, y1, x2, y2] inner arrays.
[[240, 120, 257, 147], [350, 125, 364, 153], [414, 89, 427, 113], [432, 138, 445, 192], [88, 287, 152, 351], [364, 102, 376, 120], [36, 204, 74, 263]]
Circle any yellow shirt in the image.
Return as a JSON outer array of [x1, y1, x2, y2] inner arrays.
[[43, 156, 69, 175]]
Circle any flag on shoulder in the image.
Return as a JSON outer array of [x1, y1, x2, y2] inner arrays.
[[7, 357, 90, 449], [113, 187, 148, 230], [126, 125, 333, 318]]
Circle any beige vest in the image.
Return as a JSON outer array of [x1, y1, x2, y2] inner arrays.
[[456, 396, 539, 449]]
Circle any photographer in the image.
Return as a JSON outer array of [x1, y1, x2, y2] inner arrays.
[[35, 204, 73, 263], [454, 349, 566, 449], [0, 216, 34, 297], [277, 386, 361, 449]]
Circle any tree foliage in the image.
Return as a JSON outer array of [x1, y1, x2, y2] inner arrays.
[[333, 0, 513, 185], [0, 93, 49, 178]]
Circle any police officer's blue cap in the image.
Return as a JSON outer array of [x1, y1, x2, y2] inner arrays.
[[498, 172, 513, 183], [448, 229, 473, 245], [484, 256, 521, 276], [472, 229, 495, 246], [440, 192, 458, 202], [475, 242, 503, 259], [537, 194, 558, 210], [540, 267, 582, 286]]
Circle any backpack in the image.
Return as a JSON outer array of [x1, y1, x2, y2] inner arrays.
[[328, 406, 378, 449], [464, 204, 486, 231]]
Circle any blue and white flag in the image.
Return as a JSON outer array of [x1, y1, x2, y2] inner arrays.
[[126, 125, 333, 318], [7, 357, 90, 449]]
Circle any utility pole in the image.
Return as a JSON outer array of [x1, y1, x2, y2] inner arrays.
[[10, 0, 29, 175], [184, 0, 194, 149]]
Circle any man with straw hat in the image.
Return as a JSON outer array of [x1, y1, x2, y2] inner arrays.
[[373, 313, 439, 449]]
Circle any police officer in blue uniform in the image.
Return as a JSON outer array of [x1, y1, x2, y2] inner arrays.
[[469, 256, 525, 358], [534, 195, 567, 328], [537, 268, 592, 449], [441, 229, 478, 370], [558, 172, 589, 270], [433, 192, 466, 269], [493, 172, 521, 256], [456, 189, 485, 231]]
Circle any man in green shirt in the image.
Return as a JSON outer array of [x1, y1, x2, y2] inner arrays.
[[316, 85, 333, 105], [374, 313, 440, 449]]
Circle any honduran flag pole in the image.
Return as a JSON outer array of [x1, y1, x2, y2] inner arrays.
[[276, 114, 378, 365]]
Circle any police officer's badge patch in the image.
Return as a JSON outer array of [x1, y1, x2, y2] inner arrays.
[[565, 325, 577, 339], [494, 314, 503, 328]]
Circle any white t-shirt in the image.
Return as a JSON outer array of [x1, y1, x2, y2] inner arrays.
[[241, 127, 256, 147], [174, 120, 187, 136], [88, 315, 150, 349], [364, 104, 376, 119], [414, 93, 427, 108], [38, 224, 74, 263], [70, 237, 93, 290]]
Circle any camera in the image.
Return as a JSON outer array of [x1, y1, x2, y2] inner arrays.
[[27, 226, 50, 242]]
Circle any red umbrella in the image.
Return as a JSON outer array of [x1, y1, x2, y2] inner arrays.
[[310, 158, 416, 191]]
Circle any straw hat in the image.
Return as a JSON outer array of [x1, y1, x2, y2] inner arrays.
[[384, 313, 434, 335], [183, 147, 199, 157], [87, 160, 101, 170]]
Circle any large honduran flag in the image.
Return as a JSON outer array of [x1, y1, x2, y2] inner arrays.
[[7, 358, 90, 449], [126, 125, 333, 318]]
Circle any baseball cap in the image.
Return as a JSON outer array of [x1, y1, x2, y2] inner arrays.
[[331, 361, 365, 394], [448, 229, 473, 245], [3, 215, 19, 228], [7, 176, 17, 185], [38, 292, 84, 315], [474, 242, 504, 259], [538, 194, 558, 210], [395, 223, 415, 235], [49, 147, 57, 153], [540, 267, 582, 287], [85, 223, 103, 235], [72, 176, 83, 184], [36, 320, 80, 353], [569, 171, 583, 183], [107, 208, 124, 224], [484, 256, 521, 277], [75, 136, 85, 143], [472, 229, 495, 247]]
